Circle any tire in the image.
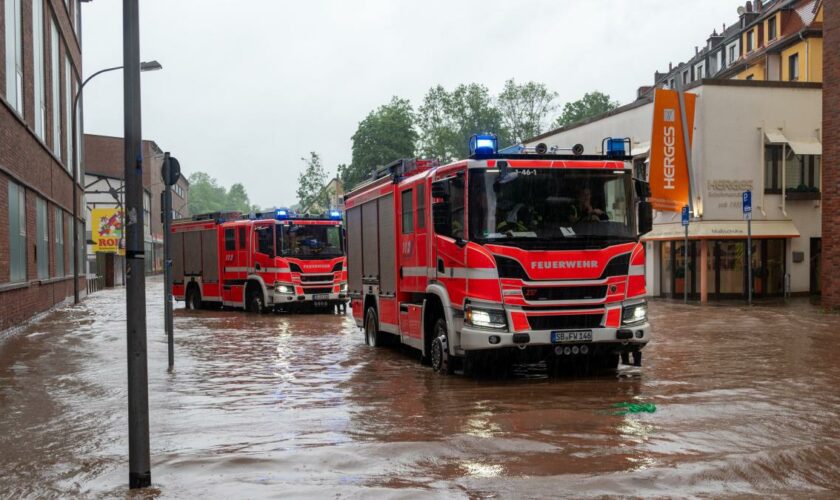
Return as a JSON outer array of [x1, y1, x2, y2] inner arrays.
[[364, 307, 381, 347], [247, 287, 266, 314], [430, 318, 453, 374], [186, 285, 202, 310]]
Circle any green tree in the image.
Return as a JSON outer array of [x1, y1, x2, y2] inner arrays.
[[343, 97, 416, 189], [552, 91, 619, 128], [497, 78, 558, 144], [297, 152, 328, 211], [417, 83, 507, 162], [187, 172, 228, 215], [227, 183, 252, 213]]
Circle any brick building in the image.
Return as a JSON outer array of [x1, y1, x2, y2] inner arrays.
[[823, 0, 838, 308], [84, 133, 190, 280], [1, 0, 85, 332]]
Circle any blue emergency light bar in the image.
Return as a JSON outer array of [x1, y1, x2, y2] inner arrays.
[[329, 210, 341, 220], [469, 133, 498, 156], [604, 137, 631, 157], [275, 209, 289, 220]]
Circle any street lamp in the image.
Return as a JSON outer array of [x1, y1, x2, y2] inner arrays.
[[71, 60, 162, 304]]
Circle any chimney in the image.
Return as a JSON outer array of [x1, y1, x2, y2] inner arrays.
[[669, 62, 673, 71], [695, 46, 699, 55]]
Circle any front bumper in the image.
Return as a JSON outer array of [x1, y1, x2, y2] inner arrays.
[[272, 291, 348, 305], [459, 322, 650, 351]]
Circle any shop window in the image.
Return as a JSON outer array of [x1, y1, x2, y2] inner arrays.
[[660, 241, 673, 296], [788, 53, 799, 81]]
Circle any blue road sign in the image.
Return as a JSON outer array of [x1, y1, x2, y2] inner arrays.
[[681, 205, 689, 226], [743, 191, 752, 220]]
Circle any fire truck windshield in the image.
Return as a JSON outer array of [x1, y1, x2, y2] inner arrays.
[[468, 168, 636, 248], [277, 223, 343, 259]]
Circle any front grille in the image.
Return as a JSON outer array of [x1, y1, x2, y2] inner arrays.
[[304, 287, 333, 294], [300, 274, 333, 283], [528, 314, 603, 330], [523, 285, 607, 301]]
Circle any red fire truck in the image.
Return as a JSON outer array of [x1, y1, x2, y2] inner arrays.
[[171, 209, 348, 312], [344, 135, 653, 373]]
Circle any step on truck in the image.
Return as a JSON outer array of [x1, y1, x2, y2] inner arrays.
[[171, 209, 348, 313], [344, 135, 653, 373]]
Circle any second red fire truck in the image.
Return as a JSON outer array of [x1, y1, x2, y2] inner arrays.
[[345, 135, 653, 373], [171, 209, 348, 312]]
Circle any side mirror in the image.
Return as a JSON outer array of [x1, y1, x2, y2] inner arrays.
[[431, 181, 448, 200], [432, 202, 451, 236], [638, 201, 653, 236], [635, 179, 652, 199]]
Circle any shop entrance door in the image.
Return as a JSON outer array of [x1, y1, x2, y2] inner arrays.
[[810, 238, 821, 295]]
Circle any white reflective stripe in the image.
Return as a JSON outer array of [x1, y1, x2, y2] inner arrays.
[[257, 267, 290, 273], [629, 265, 644, 276], [503, 289, 522, 296], [225, 266, 248, 273], [437, 267, 499, 280], [402, 266, 430, 277]]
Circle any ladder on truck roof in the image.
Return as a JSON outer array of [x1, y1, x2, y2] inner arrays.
[[349, 157, 439, 193]]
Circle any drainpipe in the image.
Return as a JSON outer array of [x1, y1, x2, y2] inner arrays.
[[759, 127, 767, 216], [781, 141, 787, 217]]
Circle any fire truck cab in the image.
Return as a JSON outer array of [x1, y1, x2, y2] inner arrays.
[[345, 135, 653, 374], [171, 209, 348, 312]]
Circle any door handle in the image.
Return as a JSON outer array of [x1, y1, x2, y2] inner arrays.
[[255, 263, 261, 271]]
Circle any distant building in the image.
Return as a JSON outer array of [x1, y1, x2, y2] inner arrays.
[[83, 134, 190, 284], [301, 177, 345, 214], [1, 0, 86, 332]]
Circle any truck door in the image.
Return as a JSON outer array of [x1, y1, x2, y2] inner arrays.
[[432, 171, 467, 309], [399, 186, 418, 291], [253, 221, 276, 284], [221, 226, 242, 302]]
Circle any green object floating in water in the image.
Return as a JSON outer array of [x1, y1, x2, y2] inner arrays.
[[612, 402, 656, 415]]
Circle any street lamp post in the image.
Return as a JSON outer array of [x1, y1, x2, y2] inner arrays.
[[71, 60, 161, 304]]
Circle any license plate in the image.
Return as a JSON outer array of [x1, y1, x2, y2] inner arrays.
[[313, 301, 328, 307], [313, 294, 330, 300], [551, 330, 592, 343]]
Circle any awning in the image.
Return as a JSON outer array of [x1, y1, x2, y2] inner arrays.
[[631, 141, 650, 157], [788, 138, 822, 155], [642, 220, 800, 241], [764, 129, 788, 144]]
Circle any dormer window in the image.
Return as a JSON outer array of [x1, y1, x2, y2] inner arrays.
[[768, 16, 777, 41]]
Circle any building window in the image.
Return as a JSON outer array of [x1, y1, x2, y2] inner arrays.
[[65, 56, 74, 165], [401, 188, 413, 234], [695, 63, 705, 80], [4, 0, 23, 113], [51, 21, 62, 157], [728, 44, 737, 65], [143, 191, 151, 237], [65, 213, 74, 276], [788, 53, 800, 81], [765, 145, 783, 192], [36, 197, 49, 279], [785, 151, 820, 192], [746, 30, 754, 52], [8, 180, 27, 282], [682, 70, 689, 84], [33, 0, 46, 139], [54, 207, 65, 277], [416, 183, 426, 230], [768, 16, 777, 41]]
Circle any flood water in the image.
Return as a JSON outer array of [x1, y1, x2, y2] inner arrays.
[[2, 280, 840, 498]]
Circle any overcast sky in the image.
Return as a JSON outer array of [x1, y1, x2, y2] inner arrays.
[[81, 0, 739, 209]]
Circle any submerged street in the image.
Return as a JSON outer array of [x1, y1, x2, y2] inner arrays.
[[2, 280, 840, 498]]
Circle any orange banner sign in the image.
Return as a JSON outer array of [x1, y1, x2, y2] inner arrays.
[[648, 88, 696, 212]]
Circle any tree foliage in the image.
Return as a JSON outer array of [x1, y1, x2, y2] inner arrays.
[[187, 172, 256, 215], [417, 84, 507, 162], [296, 151, 328, 211], [552, 91, 619, 129], [497, 79, 558, 144], [341, 97, 416, 190]]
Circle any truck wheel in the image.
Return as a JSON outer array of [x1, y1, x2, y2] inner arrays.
[[186, 285, 202, 310], [247, 288, 265, 314], [430, 318, 453, 374], [364, 307, 381, 347]]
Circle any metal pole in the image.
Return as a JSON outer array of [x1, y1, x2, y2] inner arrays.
[[123, 0, 151, 489], [684, 224, 689, 304], [164, 153, 174, 370], [747, 218, 753, 306]]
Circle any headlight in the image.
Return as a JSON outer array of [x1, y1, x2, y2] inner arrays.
[[465, 305, 507, 330], [275, 284, 293, 294], [622, 301, 647, 325], [340, 282, 347, 292]]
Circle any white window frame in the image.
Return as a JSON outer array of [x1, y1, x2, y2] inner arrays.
[[727, 41, 740, 66], [54, 207, 65, 277], [8, 180, 28, 283], [51, 21, 62, 157], [5, 0, 23, 114], [694, 61, 706, 80]]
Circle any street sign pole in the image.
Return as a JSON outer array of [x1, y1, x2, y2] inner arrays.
[[682, 205, 689, 304], [743, 191, 753, 306], [123, 0, 151, 489], [163, 153, 174, 370]]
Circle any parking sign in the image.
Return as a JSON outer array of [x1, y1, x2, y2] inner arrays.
[[742, 191, 752, 220], [681, 205, 689, 226]]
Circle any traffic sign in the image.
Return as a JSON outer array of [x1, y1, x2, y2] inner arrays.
[[742, 191, 752, 220], [681, 205, 689, 226]]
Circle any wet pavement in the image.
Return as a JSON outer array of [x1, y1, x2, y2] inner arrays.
[[2, 279, 840, 498]]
